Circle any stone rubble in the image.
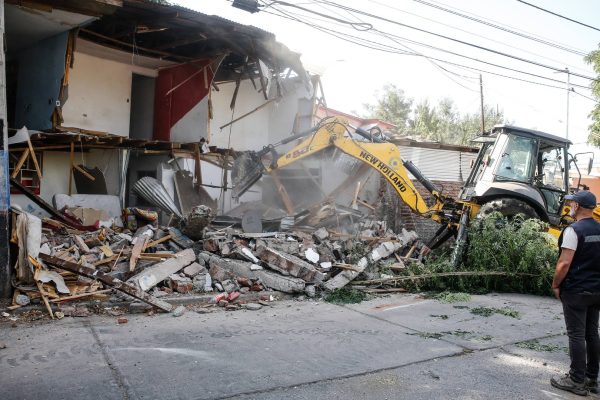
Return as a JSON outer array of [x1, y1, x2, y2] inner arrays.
[[6, 204, 422, 320]]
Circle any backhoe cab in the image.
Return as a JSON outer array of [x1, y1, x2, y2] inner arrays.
[[460, 125, 582, 229]]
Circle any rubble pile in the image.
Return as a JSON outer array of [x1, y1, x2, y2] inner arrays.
[[7, 206, 423, 318]]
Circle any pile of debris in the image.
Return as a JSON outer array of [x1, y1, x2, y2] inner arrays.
[[7, 203, 423, 318]]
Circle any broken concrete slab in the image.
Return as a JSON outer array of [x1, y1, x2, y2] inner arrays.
[[127, 249, 196, 292], [183, 262, 205, 278], [209, 255, 305, 293], [323, 257, 369, 291], [370, 241, 403, 263], [255, 245, 324, 283], [304, 248, 320, 263]]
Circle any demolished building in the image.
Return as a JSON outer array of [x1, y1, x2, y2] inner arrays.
[[0, 1, 479, 317]]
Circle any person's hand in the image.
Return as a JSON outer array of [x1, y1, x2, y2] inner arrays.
[[553, 287, 560, 300]]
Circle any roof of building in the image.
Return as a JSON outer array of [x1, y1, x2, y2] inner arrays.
[[8, 0, 308, 82]]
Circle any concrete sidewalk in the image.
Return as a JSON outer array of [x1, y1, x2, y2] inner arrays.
[[0, 293, 586, 399]]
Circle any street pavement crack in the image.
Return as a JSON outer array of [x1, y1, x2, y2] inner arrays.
[[84, 319, 133, 400], [209, 306, 567, 400], [210, 348, 468, 400]]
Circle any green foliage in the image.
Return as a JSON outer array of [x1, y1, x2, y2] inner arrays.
[[325, 288, 367, 304], [470, 306, 521, 319], [430, 291, 472, 303], [395, 214, 558, 296], [364, 86, 506, 145], [516, 340, 567, 353], [363, 84, 413, 134], [585, 47, 600, 147], [464, 213, 557, 294]]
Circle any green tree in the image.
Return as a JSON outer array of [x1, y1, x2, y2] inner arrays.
[[585, 45, 600, 146], [363, 84, 413, 134], [410, 98, 505, 145], [364, 84, 506, 145], [412, 99, 440, 140]]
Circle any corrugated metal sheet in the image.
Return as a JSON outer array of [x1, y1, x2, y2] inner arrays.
[[398, 146, 478, 182], [132, 177, 183, 219]]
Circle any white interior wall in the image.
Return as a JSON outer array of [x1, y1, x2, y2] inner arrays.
[[170, 97, 209, 143], [210, 80, 270, 151], [61, 51, 156, 137], [267, 78, 313, 145], [11, 149, 122, 218]]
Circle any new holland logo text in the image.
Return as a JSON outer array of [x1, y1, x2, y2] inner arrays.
[[359, 151, 407, 192], [286, 146, 314, 159]]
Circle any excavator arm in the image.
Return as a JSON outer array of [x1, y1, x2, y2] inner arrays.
[[232, 117, 453, 224]]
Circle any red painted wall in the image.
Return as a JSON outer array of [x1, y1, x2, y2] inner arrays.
[[153, 60, 214, 141]]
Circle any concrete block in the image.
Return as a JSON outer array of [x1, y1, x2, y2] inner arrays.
[[208, 255, 305, 293], [255, 245, 324, 283], [127, 248, 196, 292], [323, 257, 368, 291], [183, 262, 205, 278], [168, 275, 193, 293], [313, 227, 329, 241]]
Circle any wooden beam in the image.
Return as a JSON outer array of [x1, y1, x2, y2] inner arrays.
[[80, 28, 192, 61], [269, 170, 295, 215], [73, 164, 96, 181], [193, 144, 202, 190], [219, 97, 277, 130], [39, 254, 173, 312], [129, 236, 148, 272], [50, 289, 112, 303], [26, 137, 43, 180], [11, 148, 30, 179], [255, 57, 269, 100], [10, 177, 83, 228], [146, 234, 172, 249], [69, 142, 74, 195]]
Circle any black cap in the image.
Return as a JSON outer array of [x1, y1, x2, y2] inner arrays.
[[564, 190, 597, 209]]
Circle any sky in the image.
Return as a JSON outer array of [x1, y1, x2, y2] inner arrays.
[[176, 0, 600, 151]]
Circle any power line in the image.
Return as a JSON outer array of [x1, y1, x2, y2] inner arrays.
[[313, 0, 599, 82], [411, 0, 588, 56], [263, 5, 587, 93], [571, 89, 598, 102], [516, 0, 600, 32], [305, 1, 481, 91], [271, 2, 593, 90], [373, 28, 592, 90], [361, 0, 592, 76]]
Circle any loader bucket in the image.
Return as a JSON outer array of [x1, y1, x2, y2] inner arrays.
[[232, 151, 264, 199]]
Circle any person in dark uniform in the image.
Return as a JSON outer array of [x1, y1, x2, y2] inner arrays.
[[551, 190, 600, 396]]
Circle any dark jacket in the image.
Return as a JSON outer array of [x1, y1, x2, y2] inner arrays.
[[559, 218, 600, 293]]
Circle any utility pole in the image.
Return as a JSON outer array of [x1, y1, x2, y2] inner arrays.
[[0, 0, 10, 299], [565, 67, 570, 140], [479, 74, 485, 133]]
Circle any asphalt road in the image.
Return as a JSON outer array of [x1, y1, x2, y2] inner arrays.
[[0, 293, 589, 399]]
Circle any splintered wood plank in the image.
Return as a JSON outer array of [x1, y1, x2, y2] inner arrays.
[[39, 254, 173, 312], [26, 137, 43, 180], [129, 236, 148, 272], [145, 234, 172, 249], [11, 148, 30, 179]]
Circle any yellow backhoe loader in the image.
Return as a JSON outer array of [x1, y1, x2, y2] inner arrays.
[[231, 117, 599, 259]]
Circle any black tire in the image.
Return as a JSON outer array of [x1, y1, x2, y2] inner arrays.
[[477, 197, 539, 220]]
